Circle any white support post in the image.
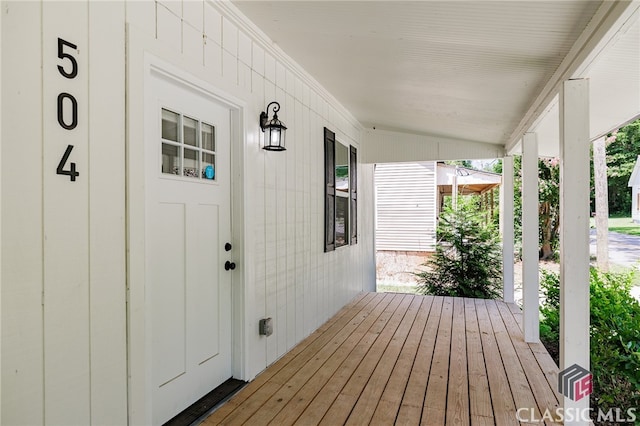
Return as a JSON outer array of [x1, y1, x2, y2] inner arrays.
[[593, 136, 609, 271], [501, 156, 515, 303], [522, 132, 539, 343], [0, 7, 3, 423], [560, 79, 590, 423], [452, 165, 458, 210]]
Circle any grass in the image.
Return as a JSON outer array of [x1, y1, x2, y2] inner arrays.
[[608, 216, 640, 236], [590, 215, 640, 236], [376, 280, 419, 294]]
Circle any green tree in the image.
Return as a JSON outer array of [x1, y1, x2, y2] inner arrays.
[[605, 121, 640, 215], [416, 200, 502, 299], [498, 155, 559, 260], [538, 158, 560, 260], [445, 159, 473, 168]]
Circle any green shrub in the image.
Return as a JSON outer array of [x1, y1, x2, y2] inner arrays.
[[539, 268, 640, 422], [415, 203, 502, 299]]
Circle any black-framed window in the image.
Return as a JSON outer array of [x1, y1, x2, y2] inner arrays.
[[324, 127, 357, 252]]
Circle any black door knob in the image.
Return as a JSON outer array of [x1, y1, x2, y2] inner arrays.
[[225, 242, 232, 251], [225, 261, 236, 271]]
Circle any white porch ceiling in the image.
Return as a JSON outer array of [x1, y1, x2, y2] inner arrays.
[[233, 0, 638, 154], [532, 6, 640, 157]]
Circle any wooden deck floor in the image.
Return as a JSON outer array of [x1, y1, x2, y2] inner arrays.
[[203, 292, 562, 425]]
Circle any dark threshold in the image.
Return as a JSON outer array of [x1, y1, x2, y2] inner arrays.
[[163, 378, 246, 426]]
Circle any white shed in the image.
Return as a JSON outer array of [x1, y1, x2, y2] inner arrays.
[[375, 162, 437, 252], [628, 155, 640, 223], [375, 162, 502, 255]]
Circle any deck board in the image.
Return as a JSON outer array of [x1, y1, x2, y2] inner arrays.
[[396, 296, 443, 425], [446, 297, 469, 425], [344, 296, 423, 425], [321, 294, 415, 424], [203, 293, 560, 426], [295, 294, 406, 425], [485, 300, 542, 425], [369, 296, 433, 424], [422, 296, 453, 425], [465, 298, 493, 422], [495, 301, 561, 426], [269, 293, 397, 424]]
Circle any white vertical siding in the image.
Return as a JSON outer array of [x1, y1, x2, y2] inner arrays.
[[375, 162, 437, 252], [2, 1, 374, 423], [88, 3, 127, 424], [2, 1, 128, 424], [2, 3, 45, 425]]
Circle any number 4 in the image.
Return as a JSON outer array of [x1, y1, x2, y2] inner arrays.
[[57, 145, 79, 181]]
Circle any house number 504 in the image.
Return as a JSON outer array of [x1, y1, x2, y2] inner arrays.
[[56, 37, 80, 182]]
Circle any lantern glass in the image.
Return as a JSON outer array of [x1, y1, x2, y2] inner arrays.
[[265, 125, 286, 151], [270, 128, 280, 145]]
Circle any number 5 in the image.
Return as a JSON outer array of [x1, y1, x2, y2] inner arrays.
[[57, 38, 78, 79]]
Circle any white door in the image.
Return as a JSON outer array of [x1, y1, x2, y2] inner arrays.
[[146, 72, 233, 424]]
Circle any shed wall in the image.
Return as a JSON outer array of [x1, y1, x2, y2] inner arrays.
[[633, 185, 640, 223], [375, 162, 437, 252]]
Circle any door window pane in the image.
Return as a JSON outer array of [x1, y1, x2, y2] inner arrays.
[[184, 116, 198, 147], [202, 123, 215, 152], [162, 143, 180, 175], [162, 109, 179, 142], [202, 153, 216, 180], [183, 148, 199, 178]]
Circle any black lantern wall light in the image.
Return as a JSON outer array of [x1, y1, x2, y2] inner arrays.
[[260, 101, 287, 151]]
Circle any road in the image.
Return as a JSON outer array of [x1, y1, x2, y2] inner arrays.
[[590, 229, 640, 298]]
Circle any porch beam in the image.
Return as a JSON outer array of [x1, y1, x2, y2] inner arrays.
[[362, 128, 504, 164], [501, 156, 515, 303], [559, 79, 590, 421], [522, 132, 539, 343]]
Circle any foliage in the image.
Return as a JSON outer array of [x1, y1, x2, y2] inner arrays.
[[539, 268, 640, 420], [604, 121, 640, 215], [415, 200, 502, 299], [503, 155, 560, 260], [537, 158, 560, 260], [445, 159, 473, 168]]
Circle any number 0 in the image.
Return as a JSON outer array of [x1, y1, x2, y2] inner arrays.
[[57, 93, 78, 130]]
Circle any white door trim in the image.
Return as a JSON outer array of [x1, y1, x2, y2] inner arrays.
[[126, 26, 247, 425]]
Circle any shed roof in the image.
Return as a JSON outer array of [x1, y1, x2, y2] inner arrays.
[[436, 164, 501, 196]]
